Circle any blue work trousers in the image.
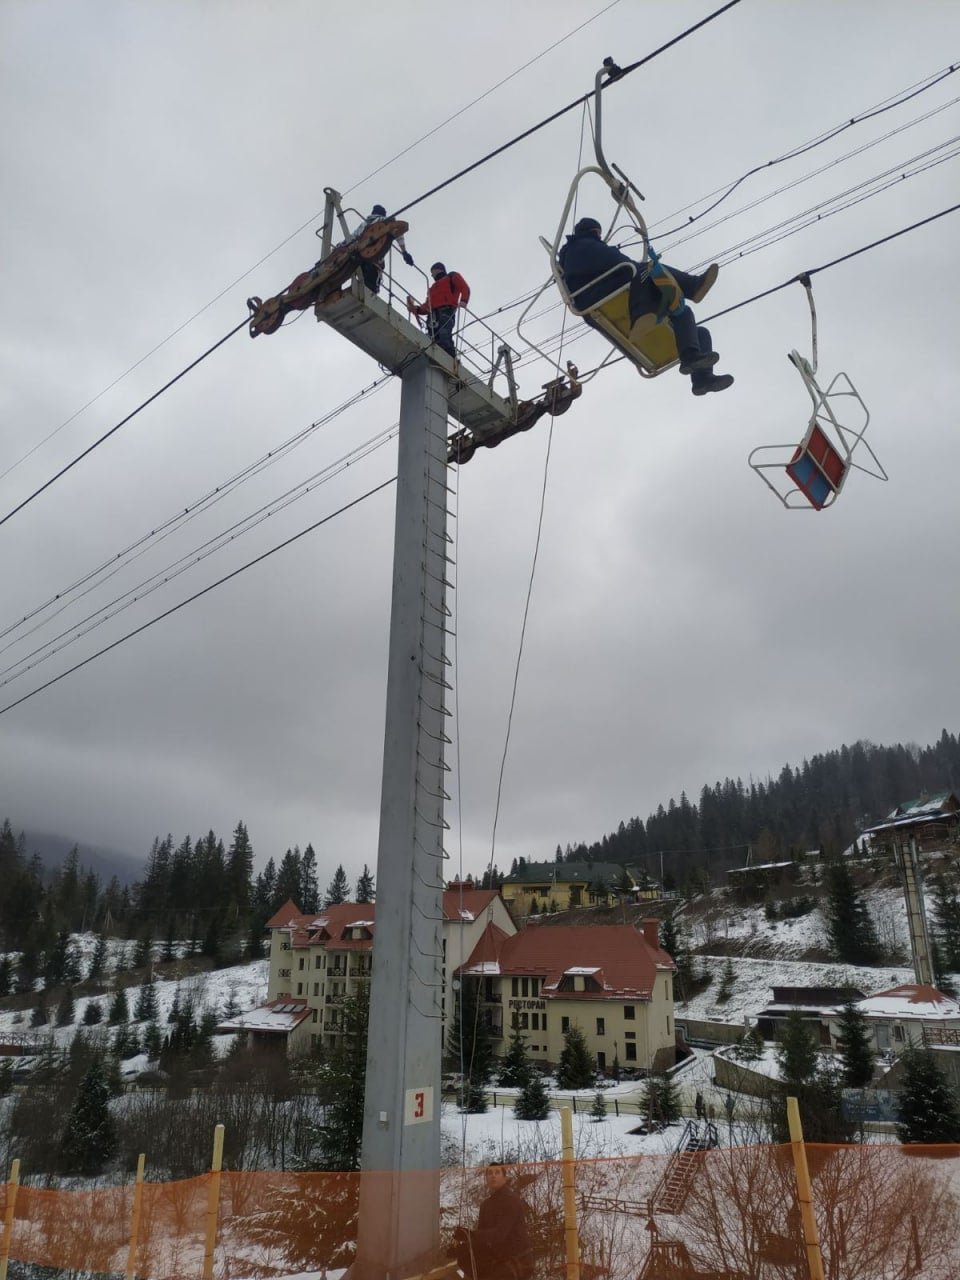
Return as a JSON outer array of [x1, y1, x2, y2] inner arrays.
[[628, 267, 713, 362]]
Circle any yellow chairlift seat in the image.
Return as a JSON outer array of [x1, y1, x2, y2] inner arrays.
[[582, 284, 679, 378]]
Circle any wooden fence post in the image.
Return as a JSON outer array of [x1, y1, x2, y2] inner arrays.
[[786, 1097, 825, 1280], [202, 1124, 225, 1280], [124, 1152, 145, 1280], [0, 1158, 20, 1280], [560, 1107, 580, 1280]]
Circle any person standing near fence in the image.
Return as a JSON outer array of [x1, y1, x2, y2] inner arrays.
[[452, 1163, 533, 1280]]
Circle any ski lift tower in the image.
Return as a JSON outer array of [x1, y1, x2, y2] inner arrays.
[[249, 189, 523, 1280], [862, 811, 937, 987]]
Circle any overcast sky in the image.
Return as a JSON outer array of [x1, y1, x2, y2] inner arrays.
[[2, 0, 959, 889]]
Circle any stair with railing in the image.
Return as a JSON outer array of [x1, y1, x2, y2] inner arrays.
[[649, 1119, 719, 1215]]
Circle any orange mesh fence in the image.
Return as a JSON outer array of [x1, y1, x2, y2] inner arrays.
[[1, 1144, 959, 1280]]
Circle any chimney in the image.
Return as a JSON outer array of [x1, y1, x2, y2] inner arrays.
[[641, 918, 660, 950]]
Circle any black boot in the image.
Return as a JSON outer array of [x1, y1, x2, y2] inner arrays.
[[692, 372, 735, 396], [679, 349, 719, 375], [689, 263, 719, 304]]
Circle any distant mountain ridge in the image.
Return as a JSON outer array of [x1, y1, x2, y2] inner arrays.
[[15, 827, 143, 885]]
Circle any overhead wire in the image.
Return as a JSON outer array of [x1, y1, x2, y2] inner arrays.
[[0, 316, 249, 532], [6, 201, 959, 719], [0, 477, 397, 719], [0, 424, 400, 689], [0, 375, 392, 649], [3, 0, 624, 488], [391, 0, 744, 219], [650, 60, 960, 238]]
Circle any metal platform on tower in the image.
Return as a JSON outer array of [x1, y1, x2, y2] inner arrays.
[[317, 277, 519, 439]]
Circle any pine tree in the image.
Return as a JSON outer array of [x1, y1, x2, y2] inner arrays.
[[732, 1026, 765, 1062], [134, 977, 158, 1022], [932, 871, 960, 971], [835, 1002, 874, 1089], [514, 1073, 550, 1120], [772, 1012, 852, 1143], [108, 986, 130, 1025], [60, 1058, 117, 1175], [641, 1072, 681, 1126], [717, 958, 736, 1004], [555, 1023, 595, 1090], [824, 861, 880, 964], [498, 1024, 534, 1088], [55, 986, 75, 1027], [143, 1021, 163, 1060], [777, 1010, 818, 1089], [896, 1045, 960, 1144], [30, 993, 49, 1027], [0, 955, 11, 997], [355, 865, 375, 903], [325, 864, 349, 906], [83, 1001, 104, 1026], [226, 820, 254, 910], [313, 985, 370, 1170], [87, 932, 108, 980], [300, 844, 320, 913], [132, 930, 153, 969], [591, 1090, 607, 1122]]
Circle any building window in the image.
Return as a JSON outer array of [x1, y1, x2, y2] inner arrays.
[[624, 1005, 635, 1020], [312, 1009, 318, 1023], [313, 983, 320, 996], [561, 1016, 570, 1033], [520, 1013, 529, 1030], [542, 1015, 547, 1033], [281, 940, 290, 951], [521, 978, 529, 997], [278, 968, 290, 978], [531, 978, 540, 997], [667, 1016, 671, 1034], [512, 977, 519, 997], [596, 1018, 605, 1036], [597, 1051, 606, 1073], [625, 1043, 637, 1062], [315, 955, 323, 968], [299, 957, 305, 970], [893, 1024, 904, 1041], [624, 1031, 636, 1041], [297, 983, 303, 995], [531, 1013, 539, 1031]]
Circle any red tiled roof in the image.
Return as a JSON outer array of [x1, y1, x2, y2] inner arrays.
[[267, 891, 503, 943], [442, 887, 501, 921], [459, 924, 673, 1000], [265, 899, 304, 928]]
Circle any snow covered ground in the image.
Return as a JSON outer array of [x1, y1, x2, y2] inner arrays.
[[683, 884, 911, 962], [679, 953, 915, 1025]]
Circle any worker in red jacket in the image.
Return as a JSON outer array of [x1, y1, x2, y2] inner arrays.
[[406, 262, 470, 359]]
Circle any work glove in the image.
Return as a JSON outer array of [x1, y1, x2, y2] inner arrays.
[[402, 252, 415, 267]]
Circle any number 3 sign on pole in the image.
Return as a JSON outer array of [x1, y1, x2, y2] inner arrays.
[[404, 1085, 434, 1125]]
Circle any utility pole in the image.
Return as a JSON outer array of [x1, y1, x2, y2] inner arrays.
[[354, 355, 452, 1280]]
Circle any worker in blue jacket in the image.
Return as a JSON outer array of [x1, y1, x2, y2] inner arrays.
[[557, 217, 733, 396]]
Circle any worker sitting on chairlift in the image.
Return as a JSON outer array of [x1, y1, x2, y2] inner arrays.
[[406, 262, 471, 359], [558, 218, 734, 396]]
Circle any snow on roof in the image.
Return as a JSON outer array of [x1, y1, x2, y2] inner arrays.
[[564, 966, 601, 975], [457, 909, 476, 922], [855, 984, 960, 1021], [217, 999, 311, 1034]]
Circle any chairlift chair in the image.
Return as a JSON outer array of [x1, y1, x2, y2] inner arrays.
[[747, 276, 887, 510], [517, 59, 681, 378]]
